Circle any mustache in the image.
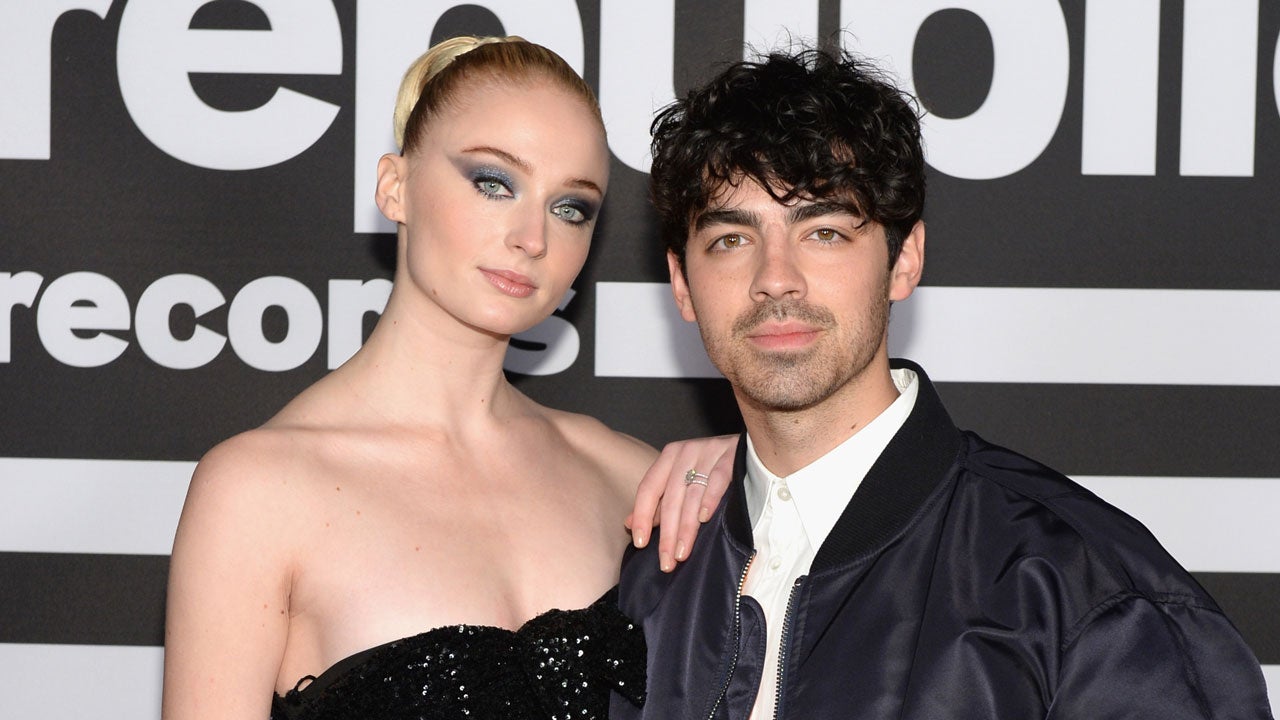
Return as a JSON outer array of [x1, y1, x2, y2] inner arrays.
[[732, 299, 835, 335]]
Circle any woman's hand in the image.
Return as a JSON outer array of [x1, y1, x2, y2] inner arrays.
[[626, 434, 740, 572]]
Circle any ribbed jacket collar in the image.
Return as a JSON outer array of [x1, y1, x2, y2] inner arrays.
[[721, 359, 963, 571]]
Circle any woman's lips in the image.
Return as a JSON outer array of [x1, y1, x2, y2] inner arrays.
[[479, 268, 536, 298]]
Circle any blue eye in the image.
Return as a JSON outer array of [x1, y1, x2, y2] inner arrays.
[[553, 205, 584, 223], [552, 199, 595, 225], [471, 168, 514, 199]]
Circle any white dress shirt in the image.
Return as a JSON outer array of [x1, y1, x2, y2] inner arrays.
[[742, 368, 918, 719]]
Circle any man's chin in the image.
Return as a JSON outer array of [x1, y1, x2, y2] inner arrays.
[[733, 372, 836, 413]]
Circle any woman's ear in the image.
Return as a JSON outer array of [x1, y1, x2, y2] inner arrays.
[[375, 154, 408, 224]]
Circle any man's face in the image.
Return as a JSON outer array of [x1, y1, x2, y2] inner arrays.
[[669, 178, 923, 413]]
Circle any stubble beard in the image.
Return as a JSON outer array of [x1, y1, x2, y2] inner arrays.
[[700, 287, 890, 414]]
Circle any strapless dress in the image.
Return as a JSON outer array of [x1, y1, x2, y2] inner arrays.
[[270, 592, 645, 720]]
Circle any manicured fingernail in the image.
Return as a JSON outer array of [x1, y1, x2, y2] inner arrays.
[[634, 531, 648, 548], [699, 507, 711, 523], [660, 553, 673, 572], [675, 541, 687, 561]]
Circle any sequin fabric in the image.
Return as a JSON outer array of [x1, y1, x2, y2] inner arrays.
[[270, 594, 645, 720]]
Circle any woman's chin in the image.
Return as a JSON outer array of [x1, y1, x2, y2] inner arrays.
[[462, 307, 556, 341]]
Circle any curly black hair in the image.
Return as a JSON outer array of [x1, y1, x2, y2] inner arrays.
[[650, 47, 925, 269]]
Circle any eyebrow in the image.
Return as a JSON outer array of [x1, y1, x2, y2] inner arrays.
[[565, 177, 605, 196], [694, 208, 760, 232], [787, 201, 860, 224], [461, 145, 604, 197], [693, 200, 858, 232], [462, 145, 532, 172]]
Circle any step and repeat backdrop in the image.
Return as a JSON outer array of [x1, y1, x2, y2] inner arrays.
[[2, 0, 1278, 716]]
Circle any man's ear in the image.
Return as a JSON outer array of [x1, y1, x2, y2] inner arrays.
[[888, 220, 925, 302], [667, 250, 698, 323], [375, 153, 408, 224]]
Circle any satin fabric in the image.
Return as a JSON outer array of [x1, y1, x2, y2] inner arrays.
[[614, 360, 1272, 719]]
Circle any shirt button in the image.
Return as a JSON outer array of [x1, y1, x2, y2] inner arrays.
[[776, 485, 792, 501], [770, 556, 783, 570]]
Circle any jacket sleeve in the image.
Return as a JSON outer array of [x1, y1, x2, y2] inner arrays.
[[1048, 592, 1274, 719]]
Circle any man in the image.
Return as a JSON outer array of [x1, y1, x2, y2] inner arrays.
[[613, 48, 1272, 719]]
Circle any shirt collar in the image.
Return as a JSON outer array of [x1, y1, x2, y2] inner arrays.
[[744, 368, 919, 550]]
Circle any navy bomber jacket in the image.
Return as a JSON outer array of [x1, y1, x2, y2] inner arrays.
[[613, 360, 1273, 719]]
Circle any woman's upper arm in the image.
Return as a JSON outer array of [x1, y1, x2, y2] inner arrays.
[[162, 439, 294, 720]]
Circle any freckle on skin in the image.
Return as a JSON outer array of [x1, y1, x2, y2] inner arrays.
[[335, 486, 341, 492]]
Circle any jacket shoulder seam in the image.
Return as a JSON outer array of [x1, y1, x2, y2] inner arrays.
[[1061, 591, 1226, 719]]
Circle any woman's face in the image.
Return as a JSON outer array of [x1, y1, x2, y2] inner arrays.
[[384, 76, 609, 338]]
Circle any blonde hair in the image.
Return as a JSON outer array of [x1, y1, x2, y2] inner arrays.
[[392, 35, 603, 152]]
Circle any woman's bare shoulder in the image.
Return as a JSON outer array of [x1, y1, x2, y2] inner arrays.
[[185, 372, 374, 517], [182, 428, 321, 533], [190, 372, 366, 497], [538, 405, 658, 490]]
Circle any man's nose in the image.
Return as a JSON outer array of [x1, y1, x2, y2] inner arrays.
[[750, 239, 806, 301]]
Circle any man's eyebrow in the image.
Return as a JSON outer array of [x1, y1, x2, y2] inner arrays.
[[694, 208, 761, 232], [787, 201, 860, 224]]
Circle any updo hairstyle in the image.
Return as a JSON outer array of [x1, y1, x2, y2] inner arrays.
[[392, 35, 603, 153]]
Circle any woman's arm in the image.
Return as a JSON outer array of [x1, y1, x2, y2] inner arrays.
[[626, 434, 740, 572], [162, 437, 294, 720]]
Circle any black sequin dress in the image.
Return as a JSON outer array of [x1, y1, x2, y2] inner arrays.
[[270, 592, 645, 720]]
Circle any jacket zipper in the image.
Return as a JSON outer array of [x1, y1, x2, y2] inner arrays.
[[772, 577, 803, 720], [706, 551, 755, 720]]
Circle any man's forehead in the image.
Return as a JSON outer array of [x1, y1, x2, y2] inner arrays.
[[701, 174, 787, 209], [693, 175, 863, 222]]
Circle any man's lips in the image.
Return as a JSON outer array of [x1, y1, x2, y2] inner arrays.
[[479, 268, 537, 298], [745, 322, 822, 350]]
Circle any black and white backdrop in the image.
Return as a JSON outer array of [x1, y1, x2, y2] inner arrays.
[[2, 1, 1277, 716]]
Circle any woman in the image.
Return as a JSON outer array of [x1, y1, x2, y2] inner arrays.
[[162, 36, 733, 720]]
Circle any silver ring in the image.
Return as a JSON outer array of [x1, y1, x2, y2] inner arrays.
[[684, 469, 710, 487]]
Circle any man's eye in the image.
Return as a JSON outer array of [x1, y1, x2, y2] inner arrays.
[[811, 228, 843, 243], [713, 234, 747, 250]]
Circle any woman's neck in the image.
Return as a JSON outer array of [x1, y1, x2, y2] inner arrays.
[[334, 283, 523, 430]]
